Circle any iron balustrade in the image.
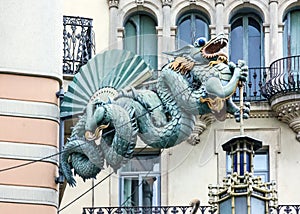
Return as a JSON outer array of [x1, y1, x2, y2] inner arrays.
[[139, 68, 268, 102], [261, 55, 300, 99], [270, 205, 300, 214], [232, 67, 268, 102], [82, 205, 214, 214], [63, 16, 95, 75]]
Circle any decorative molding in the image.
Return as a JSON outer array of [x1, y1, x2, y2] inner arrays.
[[162, 0, 172, 7], [215, 0, 224, 6], [107, 0, 120, 8], [0, 98, 60, 122], [186, 114, 215, 145], [0, 67, 62, 85], [275, 102, 300, 141], [0, 184, 58, 207], [0, 141, 58, 164], [136, 0, 144, 5]]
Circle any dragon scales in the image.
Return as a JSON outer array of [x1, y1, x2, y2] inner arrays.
[[60, 33, 249, 186]]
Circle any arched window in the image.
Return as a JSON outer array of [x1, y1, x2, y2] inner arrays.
[[230, 14, 264, 68], [177, 12, 209, 48], [283, 9, 300, 56], [124, 14, 158, 69]]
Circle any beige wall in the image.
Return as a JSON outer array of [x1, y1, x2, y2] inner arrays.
[[63, 0, 109, 53], [0, 0, 62, 213]]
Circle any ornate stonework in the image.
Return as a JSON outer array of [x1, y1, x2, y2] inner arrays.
[[186, 114, 216, 145], [136, 0, 144, 5], [162, 0, 172, 7], [107, 0, 120, 8], [215, 0, 224, 6], [275, 102, 300, 141]]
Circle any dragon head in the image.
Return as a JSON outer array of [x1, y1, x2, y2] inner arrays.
[[197, 33, 228, 64]]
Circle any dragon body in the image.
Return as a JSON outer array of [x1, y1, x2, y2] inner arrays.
[[61, 34, 249, 186]]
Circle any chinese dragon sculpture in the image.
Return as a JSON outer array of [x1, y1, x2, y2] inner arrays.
[[60, 33, 249, 186]]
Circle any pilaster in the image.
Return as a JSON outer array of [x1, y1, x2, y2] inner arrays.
[[107, 0, 120, 48]]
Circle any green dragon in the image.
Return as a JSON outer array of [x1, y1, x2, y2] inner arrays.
[[60, 33, 249, 186]]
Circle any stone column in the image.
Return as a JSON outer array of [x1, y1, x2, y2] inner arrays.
[[0, 0, 62, 213], [108, 0, 120, 49], [269, 0, 279, 64], [215, 0, 225, 35], [161, 0, 173, 66]]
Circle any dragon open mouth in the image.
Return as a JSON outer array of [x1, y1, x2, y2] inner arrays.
[[201, 34, 228, 59]]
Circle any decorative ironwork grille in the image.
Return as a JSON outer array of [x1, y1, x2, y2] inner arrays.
[[63, 16, 95, 75], [82, 206, 214, 214]]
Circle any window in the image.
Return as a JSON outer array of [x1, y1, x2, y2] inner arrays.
[[124, 14, 158, 69], [226, 148, 269, 182], [119, 153, 160, 207], [177, 12, 209, 48], [284, 9, 300, 56], [230, 14, 264, 67]]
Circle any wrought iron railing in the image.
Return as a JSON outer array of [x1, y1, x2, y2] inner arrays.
[[63, 16, 95, 75], [83, 205, 300, 214], [270, 205, 300, 214], [261, 55, 300, 99], [82, 206, 214, 214], [232, 67, 268, 102]]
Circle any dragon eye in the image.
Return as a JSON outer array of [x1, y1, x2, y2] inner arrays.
[[194, 37, 206, 47]]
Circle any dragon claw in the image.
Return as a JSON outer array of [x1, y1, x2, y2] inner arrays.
[[234, 102, 251, 122]]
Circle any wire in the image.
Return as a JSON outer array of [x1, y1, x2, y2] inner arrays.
[[58, 144, 151, 213], [58, 171, 114, 213], [119, 147, 165, 208], [0, 84, 191, 174]]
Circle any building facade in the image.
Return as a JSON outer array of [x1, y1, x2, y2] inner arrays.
[[59, 0, 300, 213], [1, 0, 299, 213]]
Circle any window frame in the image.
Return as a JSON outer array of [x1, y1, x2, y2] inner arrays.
[[123, 13, 158, 69], [176, 11, 210, 48], [229, 13, 264, 67], [283, 8, 300, 57], [226, 147, 270, 182], [119, 151, 161, 207]]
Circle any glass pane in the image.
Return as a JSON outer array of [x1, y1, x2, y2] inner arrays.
[[140, 15, 158, 69], [290, 10, 300, 55], [195, 17, 208, 43], [142, 176, 158, 207], [230, 19, 243, 64], [220, 199, 232, 214], [124, 21, 137, 54], [251, 197, 265, 214], [226, 153, 231, 174], [178, 17, 192, 48], [123, 176, 139, 206], [253, 153, 268, 171], [248, 18, 261, 67], [235, 196, 247, 213]]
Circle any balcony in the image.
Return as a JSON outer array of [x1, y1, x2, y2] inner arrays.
[[261, 55, 300, 141], [63, 16, 95, 75]]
